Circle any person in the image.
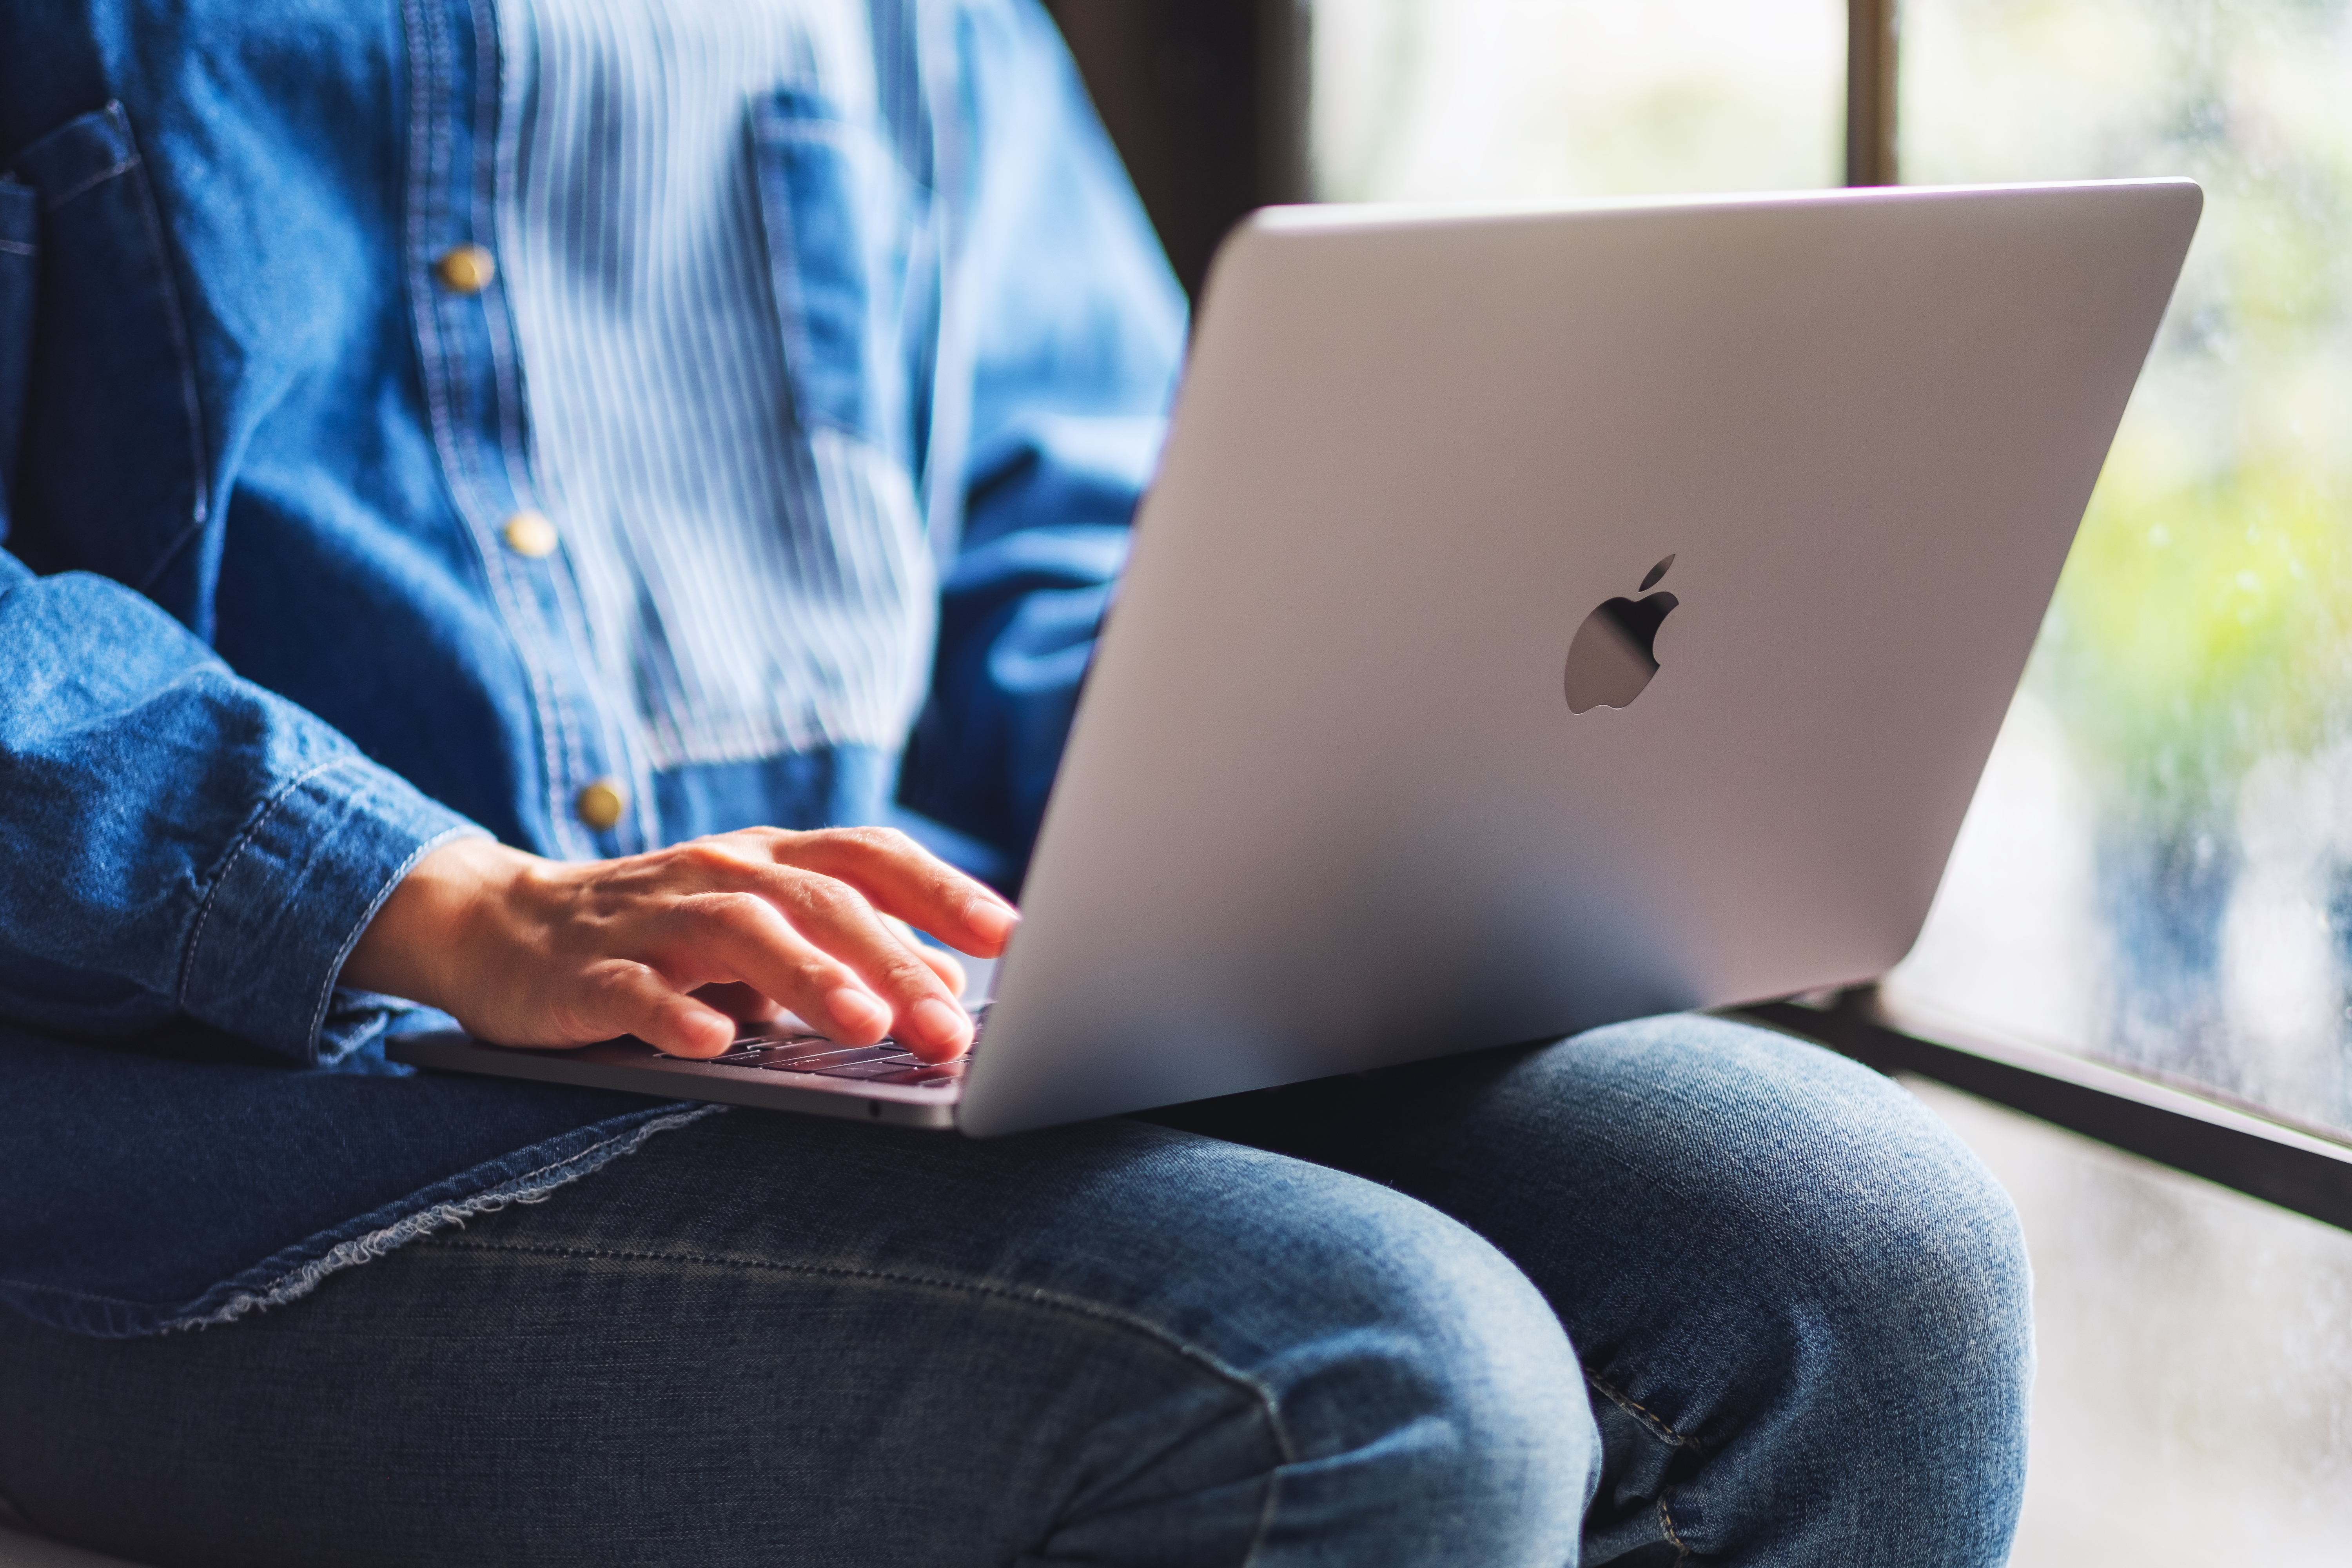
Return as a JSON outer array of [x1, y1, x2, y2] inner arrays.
[[0, 2, 2033, 1563]]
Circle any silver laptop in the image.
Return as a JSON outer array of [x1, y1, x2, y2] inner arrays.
[[392, 178, 2201, 1135]]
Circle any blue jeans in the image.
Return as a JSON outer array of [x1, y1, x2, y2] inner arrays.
[[0, 1017, 2030, 1566]]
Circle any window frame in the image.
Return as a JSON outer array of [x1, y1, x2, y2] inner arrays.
[[1740, 991, 2352, 1232]]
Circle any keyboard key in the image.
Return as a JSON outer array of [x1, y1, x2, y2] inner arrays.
[[808, 1057, 927, 1080], [711, 1034, 832, 1065], [875, 1063, 966, 1088], [709, 1002, 987, 1077], [714, 1044, 878, 1072]]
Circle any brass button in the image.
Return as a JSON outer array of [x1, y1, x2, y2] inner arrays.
[[574, 778, 627, 831], [435, 243, 497, 294], [501, 510, 559, 557]]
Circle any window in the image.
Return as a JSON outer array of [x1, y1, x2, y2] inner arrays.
[[1891, 0, 2352, 1143], [1310, 0, 2352, 1146], [1311, 0, 1843, 201]]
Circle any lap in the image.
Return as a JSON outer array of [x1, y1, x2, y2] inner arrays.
[[0, 1099, 1588, 1568], [0, 1015, 2027, 1568]]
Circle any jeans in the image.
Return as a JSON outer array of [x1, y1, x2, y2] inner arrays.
[[0, 1016, 2031, 1567]]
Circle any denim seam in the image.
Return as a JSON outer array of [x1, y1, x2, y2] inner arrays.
[[1242, 1453, 1286, 1568], [1656, 1496, 1692, 1566], [0, 1278, 148, 1309], [751, 99, 820, 445], [103, 103, 217, 585], [912, 0, 971, 559], [174, 755, 368, 1013], [149, 1105, 725, 1332], [1585, 1370, 1700, 1565], [39, 155, 136, 211], [422, 1232, 1306, 1505], [1582, 1368, 1705, 1454], [472, 0, 534, 515]]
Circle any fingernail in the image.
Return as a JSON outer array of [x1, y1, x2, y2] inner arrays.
[[964, 897, 1018, 944], [909, 996, 969, 1050], [827, 987, 888, 1036]]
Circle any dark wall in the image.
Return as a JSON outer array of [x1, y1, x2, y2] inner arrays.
[[1042, 0, 1308, 299]]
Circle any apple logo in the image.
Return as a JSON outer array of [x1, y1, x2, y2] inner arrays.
[[1564, 554, 1679, 713]]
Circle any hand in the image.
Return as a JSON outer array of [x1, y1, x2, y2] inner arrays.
[[341, 828, 1017, 1063]]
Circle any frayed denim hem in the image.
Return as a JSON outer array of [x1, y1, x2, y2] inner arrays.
[[161, 1105, 725, 1331], [0, 1103, 724, 1338]]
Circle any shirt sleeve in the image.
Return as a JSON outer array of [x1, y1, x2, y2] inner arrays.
[[893, 0, 1190, 886], [0, 550, 487, 1063]]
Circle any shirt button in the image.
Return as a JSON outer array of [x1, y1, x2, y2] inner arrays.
[[435, 244, 497, 294], [501, 510, 559, 557], [575, 778, 628, 832]]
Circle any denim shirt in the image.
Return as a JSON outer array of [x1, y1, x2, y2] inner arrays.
[[0, 0, 1186, 1337]]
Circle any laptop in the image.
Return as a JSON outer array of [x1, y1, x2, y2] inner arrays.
[[391, 178, 2202, 1135]]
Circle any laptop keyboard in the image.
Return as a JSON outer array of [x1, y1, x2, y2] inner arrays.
[[704, 1003, 988, 1091]]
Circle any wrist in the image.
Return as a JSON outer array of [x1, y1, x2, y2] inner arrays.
[[341, 836, 534, 1012]]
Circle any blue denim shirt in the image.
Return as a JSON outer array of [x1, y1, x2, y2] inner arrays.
[[0, 0, 1186, 1336]]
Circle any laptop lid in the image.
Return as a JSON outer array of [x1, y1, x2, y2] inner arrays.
[[955, 180, 2200, 1136]]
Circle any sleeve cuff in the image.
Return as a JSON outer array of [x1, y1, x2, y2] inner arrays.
[[176, 754, 490, 1063]]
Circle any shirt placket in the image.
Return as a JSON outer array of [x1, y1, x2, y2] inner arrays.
[[399, 0, 660, 860]]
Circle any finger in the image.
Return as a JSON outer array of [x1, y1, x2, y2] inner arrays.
[[691, 980, 786, 1025], [710, 884, 978, 1067], [913, 942, 967, 998], [882, 915, 969, 999], [777, 828, 1020, 958], [765, 876, 975, 1059], [675, 891, 916, 1051], [578, 960, 738, 1059]]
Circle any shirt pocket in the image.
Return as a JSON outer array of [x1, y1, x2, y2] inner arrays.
[[749, 87, 930, 466], [3, 101, 209, 603]]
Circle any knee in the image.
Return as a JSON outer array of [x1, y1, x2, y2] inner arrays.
[[1608, 1014, 2028, 1356], [1744, 1020, 2030, 1397], [1213, 1169, 1601, 1566], [1576, 1015, 2033, 1457]]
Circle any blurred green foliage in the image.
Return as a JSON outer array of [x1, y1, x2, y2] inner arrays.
[[1902, 0, 2352, 830], [2038, 457, 2349, 819]]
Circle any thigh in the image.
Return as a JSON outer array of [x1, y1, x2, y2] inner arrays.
[[0, 1108, 1594, 1568], [1157, 1016, 2034, 1568]]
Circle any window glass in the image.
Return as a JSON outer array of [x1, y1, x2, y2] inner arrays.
[[1310, 0, 1844, 201], [1889, 0, 2352, 1139], [1913, 1078, 2352, 1562]]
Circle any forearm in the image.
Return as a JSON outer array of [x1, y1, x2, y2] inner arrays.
[[0, 557, 482, 1058]]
